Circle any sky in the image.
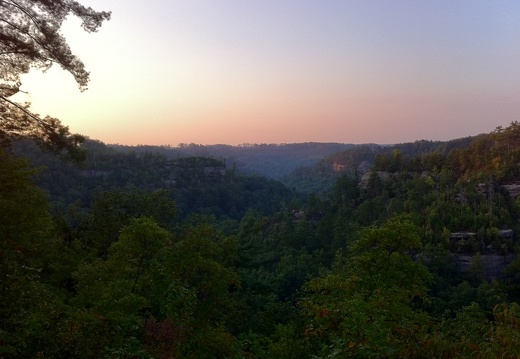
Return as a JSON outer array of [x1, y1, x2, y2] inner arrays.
[[12, 0, 520, 146]]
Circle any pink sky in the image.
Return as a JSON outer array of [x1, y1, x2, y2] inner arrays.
[[12, 0, 520, 146]]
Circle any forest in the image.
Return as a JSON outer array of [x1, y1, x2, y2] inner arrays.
[[3, 1, 520, 358], [3, 122, 520, 358]]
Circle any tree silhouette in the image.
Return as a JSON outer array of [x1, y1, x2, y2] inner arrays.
[[0, 0, 110, 157]]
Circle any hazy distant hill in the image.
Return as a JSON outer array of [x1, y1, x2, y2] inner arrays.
[[14, 136, 480, 196], [10, 139, 295, 220], [282, 137, 476, 193], [110, 139, 477, 194], [110, 142, 354, 179]]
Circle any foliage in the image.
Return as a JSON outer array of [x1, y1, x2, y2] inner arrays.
[[0, 148, 54, 357], [6, 123, 520, 357], [0, 0, 110, 157], [302, 217, 432, 358]]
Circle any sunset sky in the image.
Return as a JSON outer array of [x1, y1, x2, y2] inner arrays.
[[13, 0, 520, 146]]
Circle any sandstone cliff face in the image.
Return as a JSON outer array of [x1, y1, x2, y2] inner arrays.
[[502, 182, 520, 198], [79, 169, 113, 177], [453, 254, 516, 280]]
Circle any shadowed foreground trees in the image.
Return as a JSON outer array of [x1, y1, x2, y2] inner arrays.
[[302, 217, 432, 357], [0, 149, 56, 357]]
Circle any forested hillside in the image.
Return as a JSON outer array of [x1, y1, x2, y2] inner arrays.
[[5, 123, 520, 358], [12, 139, 295, 220], [283, 136, 475, 194], [111, 142, 353, 179]]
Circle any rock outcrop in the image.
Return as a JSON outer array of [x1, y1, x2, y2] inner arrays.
[[502, 182, 520, 198], [453, 254, 515, 280]]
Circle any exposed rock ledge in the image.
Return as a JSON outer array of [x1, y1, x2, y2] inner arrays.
[[453, 254, 516, 279], [502, 182, 520, 198]]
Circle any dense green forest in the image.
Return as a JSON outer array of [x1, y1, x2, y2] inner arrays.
[[4, 122, 520, 358]]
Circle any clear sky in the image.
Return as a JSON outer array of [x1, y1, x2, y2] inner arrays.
[[13, 0, 520, 146]]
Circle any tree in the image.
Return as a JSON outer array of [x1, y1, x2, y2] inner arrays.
[[71, 218, 170, 358], [78, 189, 177, 258], [0, 148, 52, 296], [0, 0, 110, 156], [110, 217, 171, 295], [0, 148, 64, 358], [302, 216, 432, 357]]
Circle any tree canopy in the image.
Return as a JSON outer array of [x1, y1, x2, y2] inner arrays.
[[0, 0, 110, 156], [6, 123, 520, 357]]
